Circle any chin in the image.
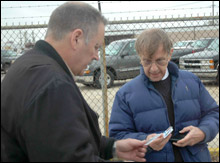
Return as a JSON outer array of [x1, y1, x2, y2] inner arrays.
[[74, 68, 84, 76], [151, 79, 160, 82], [78, 72, 84, 76], [150, 77, 162, 82], [148, 73, 163, 81]]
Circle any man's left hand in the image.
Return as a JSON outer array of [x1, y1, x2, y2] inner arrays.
[[173, 125, 205, 147]]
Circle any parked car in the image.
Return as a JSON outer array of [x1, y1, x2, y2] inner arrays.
[[1, 50, 22, 73], [173, 40, 195, 49], [171, 38, 215, 66], [75, 38, 140, 88], [179, 38, 219, 84]]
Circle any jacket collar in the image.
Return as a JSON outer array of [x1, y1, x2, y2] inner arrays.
[[34, 40, 73, 79]]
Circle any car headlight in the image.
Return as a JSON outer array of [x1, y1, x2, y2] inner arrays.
[[84, 65, 91, 74]]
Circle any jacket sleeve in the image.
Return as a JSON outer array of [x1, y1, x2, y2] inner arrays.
[[20, 79, 106, 162], [197, 79, 219, 143], [109, 91, 148, 141], [100, 136, 115, 160]]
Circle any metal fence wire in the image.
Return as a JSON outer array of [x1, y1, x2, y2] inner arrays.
[[1, 15, 219, 161]]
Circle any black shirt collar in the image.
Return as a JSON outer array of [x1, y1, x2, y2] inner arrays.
[[34, 40, 72, 78]]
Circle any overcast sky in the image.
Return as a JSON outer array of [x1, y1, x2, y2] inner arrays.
[[1, 1, 219, 26]]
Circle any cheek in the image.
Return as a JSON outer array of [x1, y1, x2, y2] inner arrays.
[[85, 47, 94, 58], [158, 67, 167, 77], [163, 68, 167, 75], [143, 68, 150, 76]]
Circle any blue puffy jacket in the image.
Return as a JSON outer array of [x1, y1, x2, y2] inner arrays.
[[109, 62, 219, 162]]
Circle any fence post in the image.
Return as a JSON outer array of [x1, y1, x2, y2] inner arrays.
[[98, 1, 109, 137]]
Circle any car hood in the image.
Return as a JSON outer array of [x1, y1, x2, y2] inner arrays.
[[2, 56, 18, 60], [172, 48, 193, 57], [180, 50, 219, 59]]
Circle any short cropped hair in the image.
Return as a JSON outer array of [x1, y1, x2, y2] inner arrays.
[[135, 28, 173, 58], [45, 2, 107, 44]]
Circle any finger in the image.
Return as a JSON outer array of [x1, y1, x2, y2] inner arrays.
[[173, 139, 189, 147], [133, 156, 146, 162], [173, 142, 185, 147], [142, 140, 147, 145], [176, 132, 191, 144], [176, 139, 187, 145], [157, 134, 171, 146], [164, 133, 172, 141], [136, 151, 146, 158], [157, 134, 172, 149], [153, 134, 164, 142], [141, 140, 148, 148], [138, 147, 147, 153], [146, 133, 158, 141], [179, 126, 193, 133], [130, 139, 148, 148]]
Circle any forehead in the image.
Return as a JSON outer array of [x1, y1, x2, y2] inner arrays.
[[142, 44, 167, 59], [89, 23, 105, 45]]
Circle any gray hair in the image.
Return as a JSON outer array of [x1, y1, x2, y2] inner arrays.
[[45, 2, 107, 44], [135, 28, 173, 58]]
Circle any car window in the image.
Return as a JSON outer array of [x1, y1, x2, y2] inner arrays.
[[207, 39, 219, 52], [187, 42, 194, 47], [191, 39, 211, 48], [1, 50, 17, 57], [174, 41, 188, 47], [123, 40, 136, 55], [105, 41, 125, 56]]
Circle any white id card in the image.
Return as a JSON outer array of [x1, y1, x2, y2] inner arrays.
[[163, 126, 173, 138], [145, 126, 173, 145], [145, 134, 161, 145]]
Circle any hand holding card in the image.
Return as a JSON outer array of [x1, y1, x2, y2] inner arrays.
[[145, 126, 173, 146], [163, 126, 173, 138]]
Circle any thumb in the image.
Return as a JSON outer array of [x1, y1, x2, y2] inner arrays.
[[126, 138, 139, 144], [142, 139, 147, 145], [132, 139, 148, 148]]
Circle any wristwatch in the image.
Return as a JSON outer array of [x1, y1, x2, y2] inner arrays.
[[112, 141, 118, 158]]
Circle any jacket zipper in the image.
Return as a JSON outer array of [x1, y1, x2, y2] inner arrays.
[[148, 86, 172, 128]]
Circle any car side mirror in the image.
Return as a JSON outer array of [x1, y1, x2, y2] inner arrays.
[[121, 51, 129, 58]]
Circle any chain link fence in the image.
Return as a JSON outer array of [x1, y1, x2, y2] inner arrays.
[[1, 15, 219, 161]]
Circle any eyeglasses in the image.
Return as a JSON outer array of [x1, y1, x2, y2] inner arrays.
[[141, 58, 168, 67]]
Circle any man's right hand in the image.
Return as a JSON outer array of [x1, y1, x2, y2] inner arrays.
[[116, 139, 147, 162]]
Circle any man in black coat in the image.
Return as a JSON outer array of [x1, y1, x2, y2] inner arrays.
[[1, 2, 147, 162]]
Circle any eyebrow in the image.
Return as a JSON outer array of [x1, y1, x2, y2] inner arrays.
[[143, 57, 166, 61]]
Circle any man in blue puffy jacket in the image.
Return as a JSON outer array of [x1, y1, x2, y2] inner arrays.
[[109, 28, 219, 162]]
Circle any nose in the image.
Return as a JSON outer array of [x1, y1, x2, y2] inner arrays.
[[94, 52, 99, 61], [149, 62, 158, 72]]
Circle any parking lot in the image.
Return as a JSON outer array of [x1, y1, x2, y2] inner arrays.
[[1, 73, 219, 150]]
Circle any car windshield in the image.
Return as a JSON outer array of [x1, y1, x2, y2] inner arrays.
[[173, 41, 189, 48], [1, 50, 17, 57], [105, 41, 125, 56], [191, 39, 210, 48], [206, 39, 219, 52]]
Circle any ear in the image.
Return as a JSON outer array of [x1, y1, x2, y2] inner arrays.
[[70, 29, 83, 50], [168, 48, 173, 61], [170, 48, 174, 56]]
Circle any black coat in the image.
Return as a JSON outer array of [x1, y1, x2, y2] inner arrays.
[[1, 40, 115, 162]]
